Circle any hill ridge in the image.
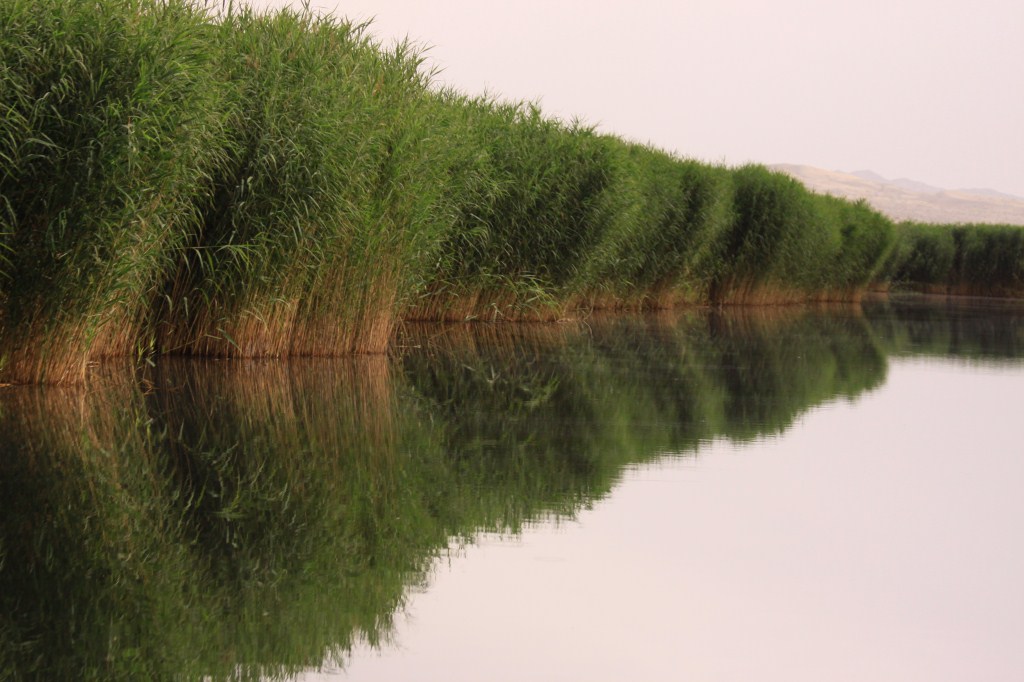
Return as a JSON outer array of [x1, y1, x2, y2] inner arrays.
[[771, 164, 1024, 224]]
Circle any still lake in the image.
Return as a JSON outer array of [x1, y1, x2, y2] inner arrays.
[[2, 297, 1022, 681]]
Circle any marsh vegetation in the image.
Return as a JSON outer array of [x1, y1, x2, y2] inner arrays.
[[2, 0, 1021, 385], [0, 0, 907, 384]]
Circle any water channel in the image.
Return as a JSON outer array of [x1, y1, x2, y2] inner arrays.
[[2, 297, 1022, 681]]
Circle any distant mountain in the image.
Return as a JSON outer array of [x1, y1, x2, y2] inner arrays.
[[959, 187, 1024, 201], [849, 170, 890, 184], [849, 169, 943, 194], [771, 164, 1024, 225]]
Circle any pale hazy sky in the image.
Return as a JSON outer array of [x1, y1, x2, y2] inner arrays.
[[258, 0, 1024, 197]]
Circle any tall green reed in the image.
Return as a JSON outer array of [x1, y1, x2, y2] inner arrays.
[[158, 5, 446, 357], [817, 195, 896, 295], [711, 165, 895, 302], [0, 0, 908, 384], [886, 222, 1024, 296], [713, 165, 835, 301], [574, 144, 735, 306], [957, 224, 1024, 296], [0, 0, 228, 383], [410, 98, 621, 320]]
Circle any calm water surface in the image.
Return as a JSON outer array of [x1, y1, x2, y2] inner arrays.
[[1, 298, 1022, 681]]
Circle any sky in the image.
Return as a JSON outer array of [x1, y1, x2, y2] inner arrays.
[[256, 0, 1024, 198]]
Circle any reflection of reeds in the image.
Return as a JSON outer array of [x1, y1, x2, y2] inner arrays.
[[0, 356, 434, 680], [863, 295, 1024, 361], [156, 357, 397, 484], [400, 310, 877, 528], [147, 354, 432, 672], [398, 319, 581, 359], [401, 304, 888, 477], [0, 305, 908, 680], [0, 365, 148, 473], [0, 372, 204, 680], [153, 354, 397, 455]]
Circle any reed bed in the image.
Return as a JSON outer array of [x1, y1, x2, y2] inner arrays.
[[1, 0, 912, 384], [0, 0, 227, 383], [573, 145, 735, 307], [407, 95, 620, 321], [156, 5, 447, 358], [710, 166, 895, 303], [886, 222, 1024, 297]]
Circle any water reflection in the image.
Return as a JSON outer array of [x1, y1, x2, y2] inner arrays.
[[864, 295, 1024, 361], [1, 301, 1022, 680]]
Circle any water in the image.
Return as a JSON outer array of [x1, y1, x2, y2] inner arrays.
[[1, 297, 1022, 681]]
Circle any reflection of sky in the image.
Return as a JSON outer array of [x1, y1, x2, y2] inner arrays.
[[328, 360, 1024, 681]]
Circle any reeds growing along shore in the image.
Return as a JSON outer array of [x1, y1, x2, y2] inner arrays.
[[0, 0, 950, 384], [0, 0, 228, 382], [154, 6, 446, 358], [885, 222, 1024, 297]]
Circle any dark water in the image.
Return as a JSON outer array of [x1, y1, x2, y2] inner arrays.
[[2, 297, 1023, 681]]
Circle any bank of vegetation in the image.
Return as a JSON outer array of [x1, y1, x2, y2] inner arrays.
[[883, 223, 1024, 298], [1, 0, 1019, 385]]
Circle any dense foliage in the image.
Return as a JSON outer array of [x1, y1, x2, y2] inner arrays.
[[6, 0, 1017, 384], [885, 222, 1024, 297]]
